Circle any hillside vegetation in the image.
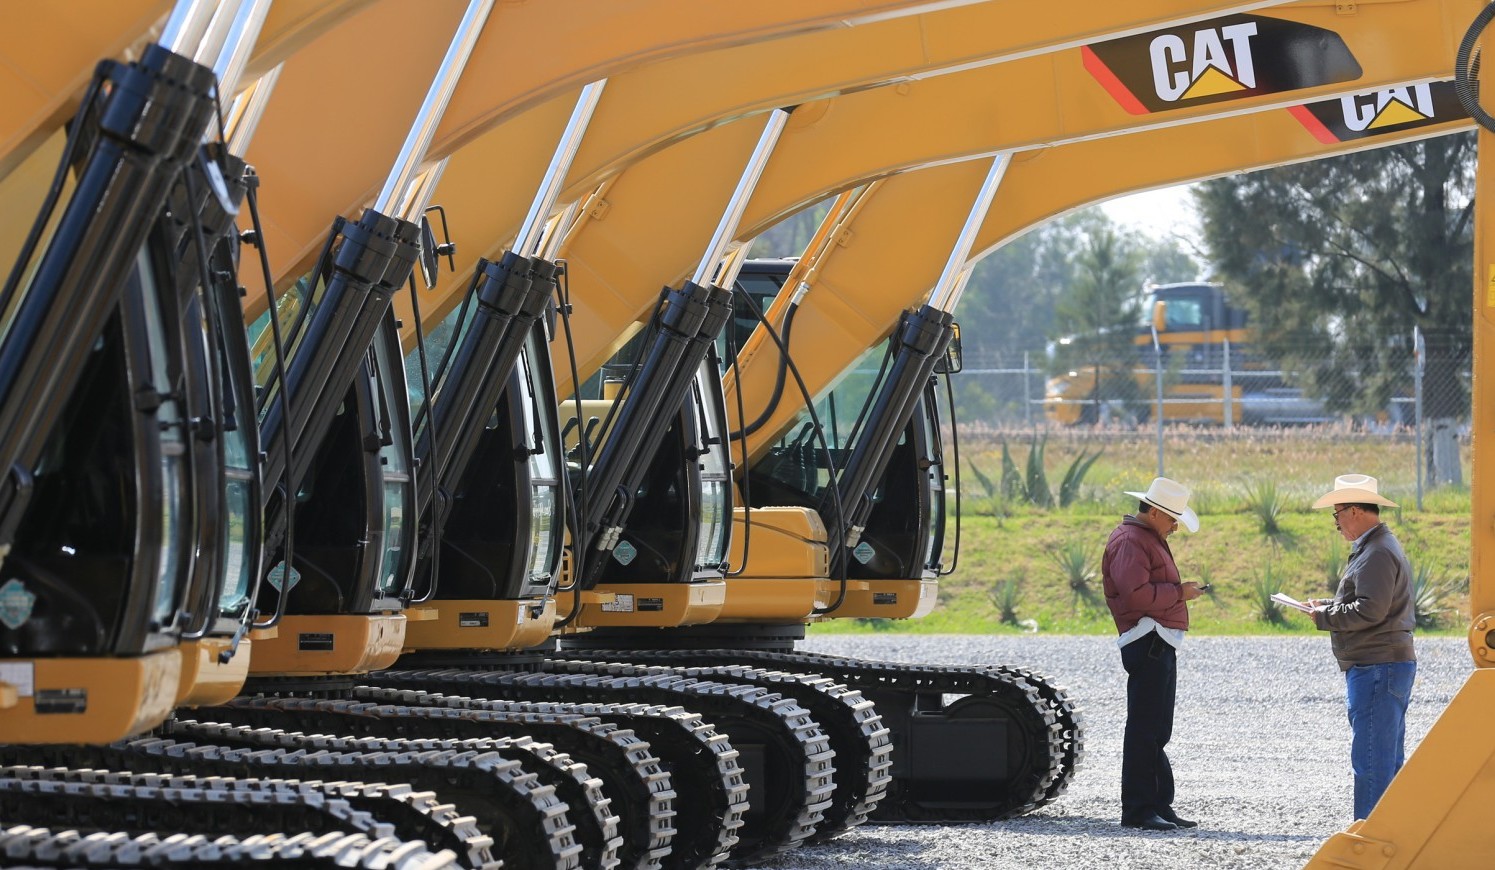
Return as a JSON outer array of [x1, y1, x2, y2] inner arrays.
[[812, 427, 1472, 636]]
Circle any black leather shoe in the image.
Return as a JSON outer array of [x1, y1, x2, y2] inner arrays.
[[1159, 809, 1198, 828], [1120, 813, 1178, 831]]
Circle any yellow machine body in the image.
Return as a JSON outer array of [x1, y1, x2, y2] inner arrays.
[[246, 613, 405, 677], [0, 0, 366, 180], [1296, 44, 1495, 865], [239, 0, 997, 311], [402, 600, 556, 652], [513, 0, 1477, 398], [407, 0, 1302, 347], [733, 105, 1474, 463], [0, 650, 179, 745], [557, 581, 728, 629], [1042, 311, 1255, 426], [174, 637, 252, 708]]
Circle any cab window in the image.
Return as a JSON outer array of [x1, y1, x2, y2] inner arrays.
[[1164, 298, 1203, 330]]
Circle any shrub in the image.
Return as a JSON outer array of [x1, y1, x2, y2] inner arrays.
[[1319, 535, 1346, 594], [1249, 558, 1287, 625], [965, 460, 1007, 521], [1049, 540, 1101, 613], [989, 578, 1023, 626], [1408, 555, 1453, 630], [1024, 437, 1054, 508], [1243, 478, 1287, 538], [1058, 448, 1104, 508]]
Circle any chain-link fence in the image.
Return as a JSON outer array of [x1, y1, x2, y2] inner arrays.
[[949, 333, 1471, 507]]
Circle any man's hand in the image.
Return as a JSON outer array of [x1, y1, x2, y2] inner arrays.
[[1181, 581, 1206, 601]]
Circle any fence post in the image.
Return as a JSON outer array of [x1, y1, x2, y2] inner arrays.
[[1023, 350, 1032, 428], [1223, 338, 1234, 429], [1152, 325, 1164, 476], [1414, 326, 1424, 511]]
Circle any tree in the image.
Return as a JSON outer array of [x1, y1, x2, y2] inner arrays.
[[952, 212, 1111, 423], [1194, 135, 1474, 483], [1047, 223, 1149, 422], [1141, 235, 1203, 286]]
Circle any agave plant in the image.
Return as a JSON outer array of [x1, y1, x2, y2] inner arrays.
[[1242, 478, 1288, 538], [1409, 556, 1452, 630], [1057, 448, 1104, 508], [1049, 540, 1100, 613], [1194, 563, 1224, 610], [1024, 437, 1054, 508], [989, 577, 1023, 627], [965, 459, 1007, 521], [999, 440, 1025, 502], [1249, 558, 1287, 625], [991, 436, 1101, 510], [1319, 535, 1346, 594]]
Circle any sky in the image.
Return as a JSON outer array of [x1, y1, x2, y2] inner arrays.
[[1098, 182, 1203, 249]]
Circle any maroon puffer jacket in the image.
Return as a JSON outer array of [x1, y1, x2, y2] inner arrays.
[[1102, 516, 1188, 634]]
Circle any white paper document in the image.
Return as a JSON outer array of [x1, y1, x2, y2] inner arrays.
[[1271, 592, 1314, 613]]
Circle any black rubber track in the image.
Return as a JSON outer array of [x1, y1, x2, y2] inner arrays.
[[0, 769, 462, 868], [164, 717, 605, 870], [207, 696, 668, 870], [0, 822, 460, 868], [616, 648, 1075, 822], [543, 653, 892, 843], [354, 685, 748, 870], [376, 667, 835, 865], [0, 731, 565, 869]]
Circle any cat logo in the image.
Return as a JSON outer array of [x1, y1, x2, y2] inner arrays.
[[1150, 22, 1258, 103], [1341, 85, 1434, 131], [1288, 80, 1468, 144], [1083, 14, 1360, 116]]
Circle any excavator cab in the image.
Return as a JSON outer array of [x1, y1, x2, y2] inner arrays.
[[558, 315, 734, 630], [155, 143, 265, 708], [401, 311, 565, 654], [246, 263, 415, 677], [745, 342, 948, 618], [0, 31, 223, 742]]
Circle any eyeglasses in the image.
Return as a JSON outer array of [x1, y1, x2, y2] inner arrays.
[[1332, 506, 1354, 519]]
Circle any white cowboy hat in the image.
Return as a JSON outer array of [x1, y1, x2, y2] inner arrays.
[[1310, 473, 1398, 509], [1124, 477, 1199, 533]]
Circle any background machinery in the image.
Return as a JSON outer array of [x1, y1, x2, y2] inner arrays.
[[4, 1, 1495, 868], [1042, 281, 1339, 426]]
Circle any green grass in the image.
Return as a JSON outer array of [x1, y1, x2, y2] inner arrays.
[[812, 426, 1471, 637]]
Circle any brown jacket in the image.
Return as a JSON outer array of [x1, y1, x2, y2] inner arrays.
[[1103, 516, 1189, 634], [1314, 523, 1415, 671]]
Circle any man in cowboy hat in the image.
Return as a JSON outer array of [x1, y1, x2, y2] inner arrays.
[[1103, 477, 1206, 832], [1303, 473, 1415, 821]]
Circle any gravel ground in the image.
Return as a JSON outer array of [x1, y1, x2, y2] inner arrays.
[[755, 634, 1470, 870]]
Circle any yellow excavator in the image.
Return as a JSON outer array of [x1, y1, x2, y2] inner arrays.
[[1303, 5, 1495, 866], [437, 0, 1475, 825], [0, 0, 1489, 867], [0, 3, 998, 867], [354, 0, 1377, 839]]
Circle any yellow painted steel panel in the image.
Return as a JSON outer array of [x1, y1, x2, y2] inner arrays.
[[0, 649, 179, 744], [403, 599, 556, 652], [175, 636, 251, 708], [247, 613, 406, 676]]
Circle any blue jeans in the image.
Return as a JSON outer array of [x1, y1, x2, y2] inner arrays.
[[1345, 660, 1416, 820]]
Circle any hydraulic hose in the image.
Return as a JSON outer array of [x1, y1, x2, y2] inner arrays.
[[1456, 2, 1495, 133]]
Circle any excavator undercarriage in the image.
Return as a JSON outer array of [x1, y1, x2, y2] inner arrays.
[[4, 1, 1495, 868]]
